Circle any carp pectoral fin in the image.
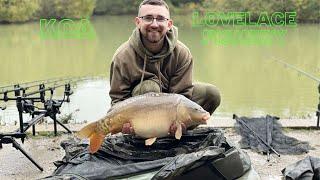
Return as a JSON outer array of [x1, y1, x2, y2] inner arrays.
[[145, 137, 157, 146], [89, 132, 105, 153], [77, 122, 98, 139], [175, 123, 182, 140]]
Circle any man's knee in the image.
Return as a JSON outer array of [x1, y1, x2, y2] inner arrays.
[[132, 80, 160, 96], [192, 83, 221, 114], [206, 84, 221, 109]]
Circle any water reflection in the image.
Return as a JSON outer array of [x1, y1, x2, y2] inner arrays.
[[58, 79, 110, 123]]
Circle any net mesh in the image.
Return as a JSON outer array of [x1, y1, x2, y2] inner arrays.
[[234, 115, 312, 155]]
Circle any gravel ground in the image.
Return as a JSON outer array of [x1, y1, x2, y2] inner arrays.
[[0, 133, 68, 180], [224, 128, 320, 180], [1, 123, 320, 180]]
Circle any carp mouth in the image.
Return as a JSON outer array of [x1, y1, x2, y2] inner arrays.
[[202, 112, 210, 122], [191, 112, 210, 124]]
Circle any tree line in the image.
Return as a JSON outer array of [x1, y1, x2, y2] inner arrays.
[[0, 0, 318, 23]]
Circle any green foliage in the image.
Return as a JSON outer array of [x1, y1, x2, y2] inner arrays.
[[0, 0, 318, 23], [0, 0, 40, 23], [93, 0, 180, 15], [53, 0, 96, 18], [58, 113, 75, 124], [0, 0, 96, 23], [201, 0, 320, 22], [94, 0, 141, 15], [294, 0, 320, 22], [26, 131, 64, 138], [39, 0, 96, 19], [171, 0, 203, 7]]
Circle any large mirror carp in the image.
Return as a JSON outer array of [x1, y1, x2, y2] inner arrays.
[[77, 92, 210, 153]]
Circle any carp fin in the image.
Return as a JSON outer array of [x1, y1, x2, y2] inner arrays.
[[77, 121, 106, 154], [89, 132, 105, 153], [77, 122, 98, 139], [175, 123, 182, 139], [145, 137, 157, 146], [175, 123, 182, 140]]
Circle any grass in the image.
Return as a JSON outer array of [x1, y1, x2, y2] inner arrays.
[[25, 131, 74, 138]]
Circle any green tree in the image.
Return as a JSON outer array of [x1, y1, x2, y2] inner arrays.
[[94, 0, 141, 15], [294, 0, 320, 22], [39, 0, 96, 19], [0, 0, 40, 23]]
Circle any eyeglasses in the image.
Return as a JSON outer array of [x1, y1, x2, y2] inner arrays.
[[139, 15, 169, 24]]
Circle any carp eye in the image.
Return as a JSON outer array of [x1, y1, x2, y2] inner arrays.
[[194, 107, 203, 112]]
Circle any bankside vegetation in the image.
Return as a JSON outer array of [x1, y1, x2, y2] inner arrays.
[[0, 0, 319, 23]]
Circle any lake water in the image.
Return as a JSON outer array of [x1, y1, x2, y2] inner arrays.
[[0, 15, 319, 124]]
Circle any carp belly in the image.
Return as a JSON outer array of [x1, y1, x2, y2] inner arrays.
[[130, 110, 175, 138]]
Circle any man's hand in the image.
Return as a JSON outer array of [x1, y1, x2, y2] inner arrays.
[[169, 123, 187, 136], [121, 122, 135, 134]]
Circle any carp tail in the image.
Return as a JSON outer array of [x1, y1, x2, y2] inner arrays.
[[77, 121, 106, 153], [77, 121, 97, 139], [88, 131, 105, 153]]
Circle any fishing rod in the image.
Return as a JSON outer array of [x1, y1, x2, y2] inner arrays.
[[24, 79, 78, 97], [0, 77, 73, 94], [0, 75, 102, 171], [0, 76, 91, 111], [233, 114, 281, 157], [271, 57, 320, 128], [0, 76, 64, 90], [0, 81, 75, 172], [318, 85, 320, 128], [0, 75, 104, 91], [0, 76, 91, 95], [271, 57, 320, 83]]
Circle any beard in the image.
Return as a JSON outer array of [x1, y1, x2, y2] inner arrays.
[[142, 28, 165, 43]]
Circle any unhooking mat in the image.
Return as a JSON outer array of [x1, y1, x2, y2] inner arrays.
[[43, 127, 251, 180], [234, 115, 312, 155], [282, 156, 320, 180]]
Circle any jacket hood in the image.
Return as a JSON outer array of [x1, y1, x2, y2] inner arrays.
[[129, 26, 178, 63]]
